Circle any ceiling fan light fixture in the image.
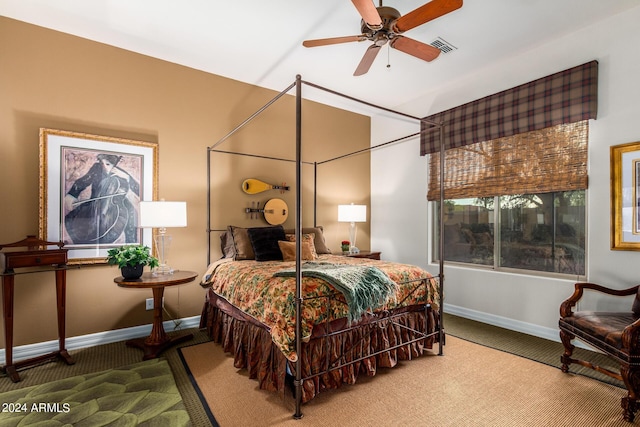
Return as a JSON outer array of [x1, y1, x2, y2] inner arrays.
[[303, 0, 463, 76], [373, 33, 388, 46]]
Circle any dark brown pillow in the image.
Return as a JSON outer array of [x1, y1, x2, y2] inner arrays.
[[247, 225, 286, 261], [284, 226, 331, 254], [227, 226, 255, 260]]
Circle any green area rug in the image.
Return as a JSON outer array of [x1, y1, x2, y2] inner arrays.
[[0, 358, 190, 426]]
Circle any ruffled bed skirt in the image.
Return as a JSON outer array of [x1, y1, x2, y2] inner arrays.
[[200, 290, 439, 403]]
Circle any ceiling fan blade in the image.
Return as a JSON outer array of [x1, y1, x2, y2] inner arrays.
[[354, 44, 381, 76], [390, 36, 441, 62], [351, 0, 383, 29], [303, 35, 366, 48], [393, 0, 463, 33]]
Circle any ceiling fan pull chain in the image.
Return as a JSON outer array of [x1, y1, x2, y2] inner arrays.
[[303, 0, 462, 75], [387, 44, 391, 69]]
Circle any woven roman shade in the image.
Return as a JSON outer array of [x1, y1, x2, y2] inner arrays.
[[420, 61, 598, 156], [427, 120, 588, 201]]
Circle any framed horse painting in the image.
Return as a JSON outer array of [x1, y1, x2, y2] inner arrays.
[[39, 128, 158, 264]]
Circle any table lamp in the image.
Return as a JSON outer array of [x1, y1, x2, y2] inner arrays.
[[338, 203, 367, 254], [139, 200, 187, 274]]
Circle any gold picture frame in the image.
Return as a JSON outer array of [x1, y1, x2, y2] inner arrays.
[[611, 141, 640, 250], [39, 128, 158, 264]]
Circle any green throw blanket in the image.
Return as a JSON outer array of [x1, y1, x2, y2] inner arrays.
[[274, 262, 398, 322]]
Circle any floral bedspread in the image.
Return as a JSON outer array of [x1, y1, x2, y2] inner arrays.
[[205, 254, 439, 362]]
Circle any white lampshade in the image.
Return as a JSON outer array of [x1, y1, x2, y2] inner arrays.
[[138, 201, 187, 275], [338, 204, 367, 223], [139, 201, 187, 228], [338, 203, 367, 254]]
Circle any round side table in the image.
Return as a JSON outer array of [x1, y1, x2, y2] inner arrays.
[[114, 270, 198, 360]]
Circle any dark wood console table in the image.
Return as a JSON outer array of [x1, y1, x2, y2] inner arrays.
[[0, 235, 75, 382], [114, 270, 197, 360]]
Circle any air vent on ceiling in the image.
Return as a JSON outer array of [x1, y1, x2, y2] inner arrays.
[[430, 37, 457, 54]]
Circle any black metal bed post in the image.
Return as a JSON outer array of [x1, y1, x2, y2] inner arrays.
[[313, 162, 317, 227], [204, 75, 445, 416], [293, 74, 304, 420], [206, 81, 296, 263], [209, 82, 296, 151], [206, 148, 211, 265], [438, 123, 445, 356]]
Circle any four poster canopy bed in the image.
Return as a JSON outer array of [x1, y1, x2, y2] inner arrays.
[[199, 75, 445, 419]]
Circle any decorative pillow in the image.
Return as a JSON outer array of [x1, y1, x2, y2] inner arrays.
[[227, 226, 254, 260], [285, 233, 318, 259], [278, 240, 315, 261], [247, 225, 286, 261], [220, 231, 236, 259], [284, 226, 331, 254]]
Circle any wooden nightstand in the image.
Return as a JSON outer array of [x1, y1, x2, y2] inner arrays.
[[115, 270, 198, 360], [347, 251, 381, 260]]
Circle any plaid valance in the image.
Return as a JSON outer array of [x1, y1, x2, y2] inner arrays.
[[420, 60, 598, 155]]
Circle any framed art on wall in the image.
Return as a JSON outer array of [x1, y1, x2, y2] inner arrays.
[[39, 128, 158, 264], [611, 141, 640, 250]]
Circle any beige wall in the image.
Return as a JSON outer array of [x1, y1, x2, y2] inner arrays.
[[0, 17, 370, 347]]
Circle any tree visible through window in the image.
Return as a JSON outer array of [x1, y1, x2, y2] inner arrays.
[[434, 192, 585, 275], [431, 122, 587, 276]]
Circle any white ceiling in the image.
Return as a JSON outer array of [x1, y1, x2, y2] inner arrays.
[[1, 0, 639, 116]]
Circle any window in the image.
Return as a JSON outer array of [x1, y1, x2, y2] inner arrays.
[[422, 62, 597, 277], [434, 192, 585, 275], [430, 121, 588, 277]]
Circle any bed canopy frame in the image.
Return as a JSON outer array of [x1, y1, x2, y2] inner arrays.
[[206, 75, 446, 419]]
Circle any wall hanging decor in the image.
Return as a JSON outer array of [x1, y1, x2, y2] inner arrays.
[[242, 178, 289, 194], [39, 128, 158, 264], [611, 141, 640, 250], [244, 198, 288, 225]]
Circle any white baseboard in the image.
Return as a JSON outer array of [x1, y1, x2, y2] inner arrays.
[[443, 303, 592, 350], [0, 315, 201, 365], [1, 307, 595, 366]]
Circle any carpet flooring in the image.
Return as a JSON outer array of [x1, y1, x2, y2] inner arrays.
[[443, 314, 625, 389], [0, 314, 627, 426], [179, 335, 631, 427]]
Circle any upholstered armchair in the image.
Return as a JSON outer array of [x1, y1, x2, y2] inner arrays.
[[559, 282, 640, 422]]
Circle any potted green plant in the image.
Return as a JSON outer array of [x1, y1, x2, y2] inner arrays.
[[106, 245, 159, 279]]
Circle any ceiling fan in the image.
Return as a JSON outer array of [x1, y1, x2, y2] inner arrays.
[[302, 0, 462, 76]]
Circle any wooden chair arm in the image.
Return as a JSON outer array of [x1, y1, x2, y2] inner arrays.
[[622, 317, 640, 352], [559, 282, 639, 318]]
